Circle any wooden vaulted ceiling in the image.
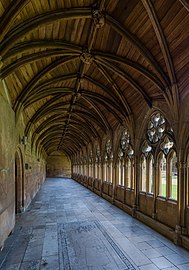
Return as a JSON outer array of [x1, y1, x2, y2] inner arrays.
[[0, 0, 189, 157]]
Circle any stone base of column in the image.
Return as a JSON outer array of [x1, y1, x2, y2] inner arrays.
[[174, 225, 182, 245], [152, 212, 156, 219], [132, 204, 137, 217]]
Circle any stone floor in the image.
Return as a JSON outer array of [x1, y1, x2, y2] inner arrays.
[[1, 178, 189, 270]]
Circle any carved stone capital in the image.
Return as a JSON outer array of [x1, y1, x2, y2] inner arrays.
[[92, 9, 105, 28]]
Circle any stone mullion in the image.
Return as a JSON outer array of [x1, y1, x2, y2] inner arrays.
[[152, 161, 158, 219], [177, 159, 187, 227], [134, 155, 140, 211]]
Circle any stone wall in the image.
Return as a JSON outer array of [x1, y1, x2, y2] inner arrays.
[[24, 154, 46, 208], [0, 93, 15, 249], [0, 85, 47, 248], [46, 152, 71, 178]]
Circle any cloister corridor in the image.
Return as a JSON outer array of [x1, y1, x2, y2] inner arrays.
[[0, 178, 189, 270]]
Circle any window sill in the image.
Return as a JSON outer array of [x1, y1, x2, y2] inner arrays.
[[125, 187, 133, 191], [147, 192, 154, 198], [157, 196, 177, 204]]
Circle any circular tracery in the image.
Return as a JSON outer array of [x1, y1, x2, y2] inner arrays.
[[147, 113, 165, 143]]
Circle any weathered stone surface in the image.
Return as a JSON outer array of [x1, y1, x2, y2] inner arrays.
[[0, 93, 15, 249], [46, 151, 71, 178], [1, 178, 189, 270]]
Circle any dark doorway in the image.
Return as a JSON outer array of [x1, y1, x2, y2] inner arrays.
[[15, 150, 24, 213]]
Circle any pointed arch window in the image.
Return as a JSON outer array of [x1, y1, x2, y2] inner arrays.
[[158, 152, 166, 197], [148, 154, 154, 194], [140, 141, 153, 193], [141, 155, 147, 192], [104, 139, 113, 182], [142, 113, 177, 200], [119, 128, 134, 188], [169, 151, 177, 200], [157, 136, 177, 200]]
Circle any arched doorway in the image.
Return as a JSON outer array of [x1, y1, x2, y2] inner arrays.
[[15, 150, 24, 213]]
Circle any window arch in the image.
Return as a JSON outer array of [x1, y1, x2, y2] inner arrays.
[[104, 139, 113, 182], [142, 113, 177, 200], [148, 154, 154, 194], [141, 154, 147, 192], [140, 141, 153, 193], [168, 150, 177, 200], [158, 151, 166, 197], [119, 128, 134, 188], [157, 144, 177, 200]]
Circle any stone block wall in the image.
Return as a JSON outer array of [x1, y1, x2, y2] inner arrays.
[[0, 94, 15, 249], [0, 88, 47, 248], [46, 152, 71, 178]]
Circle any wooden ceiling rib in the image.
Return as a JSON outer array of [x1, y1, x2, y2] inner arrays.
[[0, 0, 188, 156]]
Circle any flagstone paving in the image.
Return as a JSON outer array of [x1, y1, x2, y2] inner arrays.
[[0, 178, 189, 269]]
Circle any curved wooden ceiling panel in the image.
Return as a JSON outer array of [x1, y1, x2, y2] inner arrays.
[[0, 0, 187, 156]]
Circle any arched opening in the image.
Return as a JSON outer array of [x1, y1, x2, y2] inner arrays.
[[15, 150, 24, 214]]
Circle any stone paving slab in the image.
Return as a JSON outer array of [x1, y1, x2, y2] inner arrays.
[[0, 178, 189, 270]]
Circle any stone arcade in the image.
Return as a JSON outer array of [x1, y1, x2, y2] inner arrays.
[[1, 0, 189, 269]]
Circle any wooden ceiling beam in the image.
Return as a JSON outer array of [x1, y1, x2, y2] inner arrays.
[[42, 135, 81, 153], [3, 40, 82, 61], [25, 97, 70, 136], [24, 89, 73, 108], [0, 8, 92, 55], [2, 44, 165, 94], [32, 113, 99, 140], [141, 0, 179, 120], [0, 0, 30, 43], [58, 6, 105, 150], [95, 58, 152, 107], [31, 114, 100, 147], [94, 61, 132, 115], [58, 61, 85, 148], [83, 75, 123, 101], [94, 61, 134, 128], [14, 56, 79, 114], [141, 0, 177, 86], [45, 145, 74, 157], [32, 74, 78, 91], [94, 52, 166, 91], [37, 119, 93, 146], [106, 13, 170, 87], [72, 109, 108, 134], [1, 51, 80, 79], [25, 99, 108, 137], [36, 125, 91, 149], [81, 89, 124, 119], [81, 95, 111, 130], [179, 0, 189, 11], [81, 91, 123, 124]]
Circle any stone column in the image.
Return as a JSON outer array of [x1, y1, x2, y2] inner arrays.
[[112, 162, 117, 202], [174, 154, 187, 244], [152, 162, 158, 219], [133, 155, 140, 216]]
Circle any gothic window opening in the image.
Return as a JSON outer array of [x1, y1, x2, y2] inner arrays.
[[149, 154, 154, 194], [119, 128, 134, 188], [158, 152, 166, 197], [169, 151, 177, 200]]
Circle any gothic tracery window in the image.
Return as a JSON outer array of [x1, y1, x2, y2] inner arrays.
[[105, 139, 113, 182], [141, 113, 177, 199], [119, 128, 134, 188], [147, 113, 165, 143]]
